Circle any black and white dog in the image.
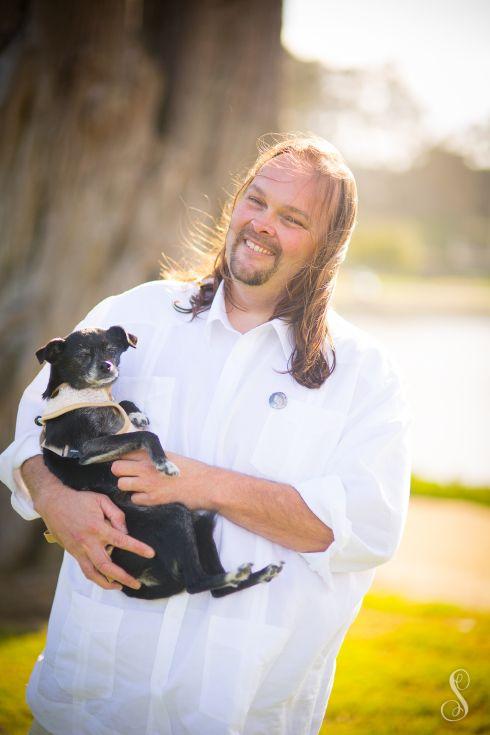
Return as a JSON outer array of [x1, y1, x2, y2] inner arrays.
[[34, 325, 284, 599]]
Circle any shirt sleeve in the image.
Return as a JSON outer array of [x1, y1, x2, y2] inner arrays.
[[0, 294, 118, 520], [294, 356, 412, 589]]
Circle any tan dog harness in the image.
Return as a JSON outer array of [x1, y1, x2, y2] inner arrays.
[[38, 383, 134, 456]]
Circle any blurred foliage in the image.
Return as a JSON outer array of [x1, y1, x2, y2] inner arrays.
[[347, 219, 426, 274], [333, 273, 490, 317], [2, 593, 488, 734], [280, 50, 490, 277], [411, 476, 490, 508], [281, 50, 423, 169]]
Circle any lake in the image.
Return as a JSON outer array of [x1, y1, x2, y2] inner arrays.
[[340, 312, 490, 487]]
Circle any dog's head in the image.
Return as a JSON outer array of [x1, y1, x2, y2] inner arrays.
[[36, 326, 137, 396]]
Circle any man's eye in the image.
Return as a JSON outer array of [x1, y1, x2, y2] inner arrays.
[[284, 215, 304, 227], [248, 196, 263, 205]]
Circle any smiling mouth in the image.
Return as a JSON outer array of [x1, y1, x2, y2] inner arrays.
[[243, 238, 275, 256]]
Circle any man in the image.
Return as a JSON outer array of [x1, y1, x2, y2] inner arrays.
[[0, 134, 411, 735]]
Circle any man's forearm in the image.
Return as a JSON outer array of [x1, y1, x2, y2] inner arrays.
[[21, 455, 70, 516], [97, 450, 335, 553], [207, 466, 334, 553]]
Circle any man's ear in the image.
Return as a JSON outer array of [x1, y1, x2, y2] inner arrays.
[[107, 325, 138, 350], [36, 338, 66, 364]]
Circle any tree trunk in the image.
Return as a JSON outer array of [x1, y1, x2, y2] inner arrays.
[[0, 0, 282, 572]]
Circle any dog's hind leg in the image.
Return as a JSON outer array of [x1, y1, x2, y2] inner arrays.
[[154, 507, 253, 595], [193, 513, 226, 576], [192, 512, 285, 598], [210, 562, 285, 598]]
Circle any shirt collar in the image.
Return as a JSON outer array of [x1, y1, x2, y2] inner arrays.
[[203, 281, 334, 361], [203, 282, 292, 359]]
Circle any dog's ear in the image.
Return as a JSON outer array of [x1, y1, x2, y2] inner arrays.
[[36, 338, 66, 364], [107, 325, 138, 350], [127, 332, 138, 348]]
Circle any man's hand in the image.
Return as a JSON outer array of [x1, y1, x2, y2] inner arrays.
[[21, 456, 155, 591], [111, 450, 213, 509]]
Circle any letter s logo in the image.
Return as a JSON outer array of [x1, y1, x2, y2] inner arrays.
[[441, 668, 470, 721]]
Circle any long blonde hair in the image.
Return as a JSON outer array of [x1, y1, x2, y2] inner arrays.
[[165, 132, 358, 388]]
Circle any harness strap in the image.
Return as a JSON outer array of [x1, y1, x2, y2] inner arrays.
[[39, 400, 134, 457]]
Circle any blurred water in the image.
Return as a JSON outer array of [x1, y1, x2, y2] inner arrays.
[[344, 313, 490, 486]]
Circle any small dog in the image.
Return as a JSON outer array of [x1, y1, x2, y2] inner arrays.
[[34, 325, 284, 599]]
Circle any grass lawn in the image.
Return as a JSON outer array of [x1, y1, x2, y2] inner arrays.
[[323, 594, 490, 735], [0, 626, 42, 735], [410, 476, 490, 508], [1, 593, 488, 735]]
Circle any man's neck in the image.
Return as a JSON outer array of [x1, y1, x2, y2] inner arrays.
[[225, 281, 280, 334]]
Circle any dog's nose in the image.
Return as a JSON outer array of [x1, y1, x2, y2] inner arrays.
[[100, 361, 113, 373]]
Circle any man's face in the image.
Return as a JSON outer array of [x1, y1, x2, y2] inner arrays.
[[225, 154, 317, 290]]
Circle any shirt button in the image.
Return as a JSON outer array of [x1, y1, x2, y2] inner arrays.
[[269, 392, 287, 409]]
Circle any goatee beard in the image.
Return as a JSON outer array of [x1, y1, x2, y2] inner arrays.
[[229, 237, 280, 286]]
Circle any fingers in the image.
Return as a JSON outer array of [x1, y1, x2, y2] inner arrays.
[[116, 476, 160, 494], [78, 557, 123, 591], [99, 494, 127, 533], [107, 528, 155, 560], [75, 534, 151, 591], [131, 493, 150, 505], [89, 548, 143, 590], [116, 476, 134, 492], [111, 460, 142, 478]]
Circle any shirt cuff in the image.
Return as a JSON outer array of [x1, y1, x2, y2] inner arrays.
[[5, 434, 42, 520], [294, 475, 352, 589]]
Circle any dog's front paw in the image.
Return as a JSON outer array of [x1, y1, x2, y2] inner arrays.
[[155, 459, 180, 476], [128, 411, 150, 428]]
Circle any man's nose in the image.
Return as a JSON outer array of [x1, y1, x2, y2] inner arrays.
[[251, 216, 276, 237]]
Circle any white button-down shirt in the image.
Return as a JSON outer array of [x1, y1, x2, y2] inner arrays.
[[0, 280, 411, 735]]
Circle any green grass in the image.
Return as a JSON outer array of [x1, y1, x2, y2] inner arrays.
[[1, 594, 488, 735], [323, 594, 490, 734], [0, 626, 43, 734], [411, 475, 490, 507]]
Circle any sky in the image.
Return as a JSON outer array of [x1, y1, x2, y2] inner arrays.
[[282, 0, 489, 165]]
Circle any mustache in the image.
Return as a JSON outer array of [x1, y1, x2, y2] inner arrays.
[[237, 231, 280, 256]]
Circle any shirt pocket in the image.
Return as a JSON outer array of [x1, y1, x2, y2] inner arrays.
[[112, 375, 175, 445], [54, 592, 123, 699], [199, 615, 289, 727], [250, 400, 346, 484]]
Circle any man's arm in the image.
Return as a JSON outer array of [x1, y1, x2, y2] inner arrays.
[[111, 451, 335, 552], [21, 456, 156, 590]]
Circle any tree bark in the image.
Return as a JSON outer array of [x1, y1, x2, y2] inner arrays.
[[0, 0, 282, 571]]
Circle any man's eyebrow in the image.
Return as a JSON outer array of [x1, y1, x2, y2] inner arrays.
[[247, 183, 311, 222]]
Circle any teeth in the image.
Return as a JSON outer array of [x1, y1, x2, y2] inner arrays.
[[245, 239, 273, 256]]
